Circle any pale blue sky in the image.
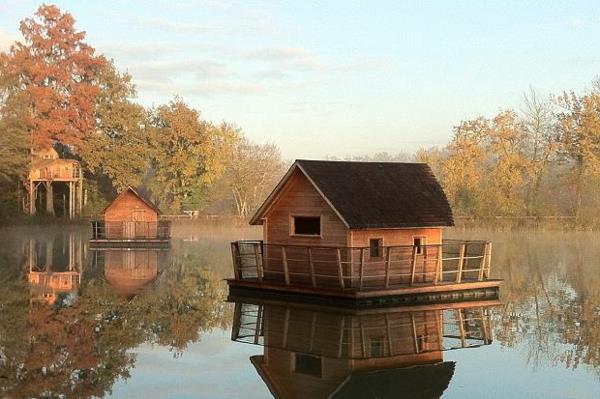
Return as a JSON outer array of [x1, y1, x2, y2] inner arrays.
[[1, 1, 600, 159]]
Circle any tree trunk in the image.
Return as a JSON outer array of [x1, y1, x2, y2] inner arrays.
[[45, 182, 54, 216]]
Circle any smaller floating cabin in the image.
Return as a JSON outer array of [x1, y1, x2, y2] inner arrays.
[[229, 160, 500, 305], [90, 186, 170, 248]]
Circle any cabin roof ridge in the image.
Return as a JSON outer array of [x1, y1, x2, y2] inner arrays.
[[249, 159, 454, 228]]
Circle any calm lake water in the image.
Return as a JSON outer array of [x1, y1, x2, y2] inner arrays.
[[0, 224, 599, 399]]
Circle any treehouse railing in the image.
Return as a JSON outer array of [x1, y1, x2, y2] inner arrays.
[[230, 239, 492, 291], [91, 221, 171, 240]]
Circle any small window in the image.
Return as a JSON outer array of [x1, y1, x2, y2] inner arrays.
[[294, 353, 322, 377], [293, 216, 321, 236], [369, 238, 382, 258], [414, 237, 426, 255], [370, 338, 384, 357]]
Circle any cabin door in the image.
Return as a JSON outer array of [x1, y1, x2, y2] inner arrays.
[[123, 222, 136, 239]]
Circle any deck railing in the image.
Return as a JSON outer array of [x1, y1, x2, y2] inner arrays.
[[231, 302, 493, 359], [91, 221, 171, 240], [230, 239, 492, 291]]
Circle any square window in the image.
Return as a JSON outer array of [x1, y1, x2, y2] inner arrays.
[[294, 353, 322, 377], [369, 238, 382, 258], [293, 216, 321, 236], [414, 237, 425, 255]]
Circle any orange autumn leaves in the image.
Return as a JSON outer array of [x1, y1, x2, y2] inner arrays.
[[1, 4, 104, 150]]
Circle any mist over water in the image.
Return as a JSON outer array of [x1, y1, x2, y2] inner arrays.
[[0, 223, 599, 398]]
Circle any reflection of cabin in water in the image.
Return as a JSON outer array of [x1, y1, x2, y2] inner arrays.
[[22, 147, 83, 218], [91, 249, 167, 299], [229, 160, 500, 303], [90, 187, 170, 247], [24, 233, 84, 305], [230, 296, 497, 399]]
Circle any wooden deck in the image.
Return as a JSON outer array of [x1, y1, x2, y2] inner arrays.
[[229, 240, 499, 304]]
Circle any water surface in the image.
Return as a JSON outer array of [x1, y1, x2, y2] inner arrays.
[[0, 224, 599, 398]]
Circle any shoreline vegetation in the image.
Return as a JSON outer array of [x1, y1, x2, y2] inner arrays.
[[3, 214, 600, 231], [3, 5, 600, 227]]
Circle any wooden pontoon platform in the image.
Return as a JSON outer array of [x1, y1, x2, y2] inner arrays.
[[228, 240, 500, 306]]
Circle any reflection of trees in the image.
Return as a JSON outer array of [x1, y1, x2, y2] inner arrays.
[[0, 235, 232, 398], [486, 231, 600, 374]]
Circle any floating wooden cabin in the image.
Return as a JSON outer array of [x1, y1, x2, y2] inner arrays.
[[90, 187, 171, 248], [230, 296, 498, 399], [229, 160, 500, 304], [23, 147, 83, 218]]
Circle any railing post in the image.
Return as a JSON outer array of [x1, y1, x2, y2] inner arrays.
[[485, 242, 492, 278], [281, 246, 290, 285], [359, 247, 365, 289], [231, 242, 241, 280], [384, 246, 391, 288], [456, 243, 466, 283], [254, 243, 263, 282], [478, 242, 488, 281], [336, 248, 345, 289], [435, 244, 443, 284], [308, 247, 316, 287], [410, 245, 418, 285]]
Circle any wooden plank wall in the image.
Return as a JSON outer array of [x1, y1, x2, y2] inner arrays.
[[263, 169, 348, 247]]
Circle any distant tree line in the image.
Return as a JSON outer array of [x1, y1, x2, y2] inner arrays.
[[333, 86, 600, 222], [415, 86, 600, 221], [0, 5, 285, 220]]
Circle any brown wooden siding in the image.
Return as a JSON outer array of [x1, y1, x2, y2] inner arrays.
[[104, 191, 158, 222], [263, 169, 348, 247]]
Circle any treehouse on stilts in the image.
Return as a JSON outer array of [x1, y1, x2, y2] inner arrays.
[[22, 147, 83, 219], [228, 160, 500, 305]]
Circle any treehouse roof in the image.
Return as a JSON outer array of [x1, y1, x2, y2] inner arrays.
[[250, 160, 454, 229]]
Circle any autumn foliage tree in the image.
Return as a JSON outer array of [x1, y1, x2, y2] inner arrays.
[[1, 4, 104, 150]]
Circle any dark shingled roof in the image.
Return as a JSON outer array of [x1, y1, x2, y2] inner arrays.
[[332, 361, 456, 399], [251, 160, 454, 228]]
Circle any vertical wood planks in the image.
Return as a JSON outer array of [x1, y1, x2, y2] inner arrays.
[[254, 244, 263, 282], [337, 248, 345, 289], [478, 242, 488, 281], [384, 246, 392, 288], [456, 243, 466, 283], [231, 242, 241, 280], [282, 246, 290, 285], [435, 244, 443, 284], [410, 245, 418, 285], [359, 247, 365, 289], [308, 247, 316, 287]]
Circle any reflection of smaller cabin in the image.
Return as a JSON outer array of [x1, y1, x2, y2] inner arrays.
[[101, 249, 160, 299], [231, 297, 498, 399], [90, 187, 170, 247]]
